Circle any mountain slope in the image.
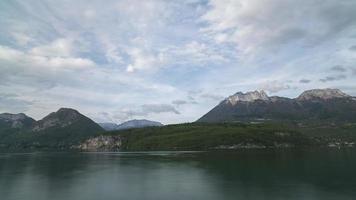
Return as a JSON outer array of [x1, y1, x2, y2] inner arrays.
[[0, 113, 36, 143], [0, 108, 104, 149], [197, 89, 356, 123], [0, 113, 35, 129], [79, 122, 356, 151]]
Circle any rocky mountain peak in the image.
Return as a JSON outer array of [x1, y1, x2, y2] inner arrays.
[[57, 107, 80, 114], [226, 90, 269, 105], [32, 108, 82, 131], [297, 88, 350, 101]]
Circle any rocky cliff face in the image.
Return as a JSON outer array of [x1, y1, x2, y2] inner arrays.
[[225, 91, 269, 105], [76, 135, 122, 151], [297, 89, 350, 101]]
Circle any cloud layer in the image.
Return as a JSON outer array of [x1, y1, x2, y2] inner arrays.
[[1, 0, 356, 123]]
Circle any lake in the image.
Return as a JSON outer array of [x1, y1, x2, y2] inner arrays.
[[0, 149, 355, 200]]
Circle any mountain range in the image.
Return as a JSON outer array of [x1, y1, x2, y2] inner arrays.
[[1, 88, 356, 150], [198, 88, 356, 123], [0, 108, 103, 149]]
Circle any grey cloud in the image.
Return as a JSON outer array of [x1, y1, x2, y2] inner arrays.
[[273, 28, 307, 45], [319, 75, 347, 82], [349, 45, 356, 51], [141, 104, 180, 115], [94, 112, 114, 123], [113, 103, 180, 122], [172, 100, 188, 106], [0, 94, 33, 113], [203, 0, 356, 53], [188, 89, 203, 96], [200, 94, 224, 101], [187, 90, 222, 102], [299, 79, 311, 84], [188, 96, 199, 104], [112, 110, 147, 122], [187, 96, 195, 101], [172, 98, 198, 106], [352, 68, 356, 75], [259, 81, 292, 94], [330, 65, 347, 72]]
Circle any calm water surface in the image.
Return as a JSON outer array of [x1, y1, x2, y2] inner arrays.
[[0, 149, 355, 200]]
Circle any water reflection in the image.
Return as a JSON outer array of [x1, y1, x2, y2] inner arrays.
[[0, 150, 355, 200]]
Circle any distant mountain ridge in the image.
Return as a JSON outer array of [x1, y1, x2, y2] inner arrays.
[[2, 88, 356, 150], [0, 108, 103, 149], [197, 88, 356, 123], [0, 113, 35, 129], [99, 119, 163, 131]]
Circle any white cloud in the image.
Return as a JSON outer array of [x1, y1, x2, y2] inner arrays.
[[11, 32, 33, 46], [126, 48, 165, 72], [83, 9, 96, 19], [202, 0, 356, 57], [173, 41, 228, 64], [0, 45, 95, 71], [259, 81, 292, 94], [200, 93, 224, 101], [30, 38, 74, 57], [1, 0, 356, 124]]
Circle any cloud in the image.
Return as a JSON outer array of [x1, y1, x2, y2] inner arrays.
[[1, 0, 356, 124], [259, 81, 292, 93], [141, 104, 180, 115], [172, 98, 198, 106], [168, 41, 228, 65], [0, 45, 95, 71], [110, 103, 180, 122], [330, 65, 347, 72], [200, 94, 224, 101], [0, 44, 96, 91], [93, 112, 114, 123], [299, 79, 311, 84], [349, 45, 356, 51], [30, 38, 74, 57], [201, 0, 356, 56], [126, 40, 229, 72], [319, 75, 347, 82], [0, 93, 33, 113], [11, 32, 33, 46], [172, 100, 188, 106], [352, 68, 356, 75], [126, 47, 166, 72]]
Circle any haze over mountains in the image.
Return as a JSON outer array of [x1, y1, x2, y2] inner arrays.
[[198, 88, 356, 123], [99, 119, 163, 131]]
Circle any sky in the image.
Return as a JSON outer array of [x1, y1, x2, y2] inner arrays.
[[1, 0, 356, 124]]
